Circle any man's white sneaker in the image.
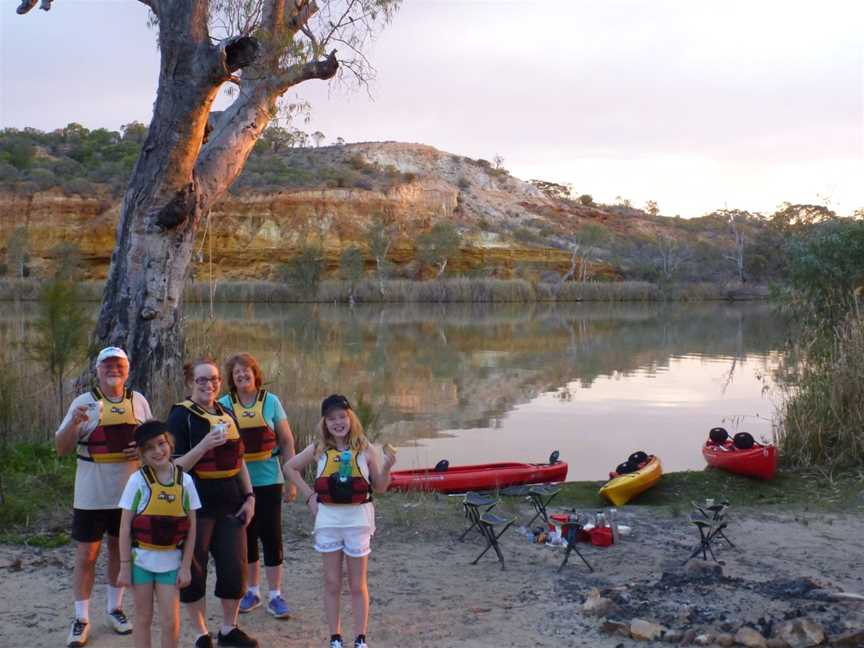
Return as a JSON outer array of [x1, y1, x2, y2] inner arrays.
[[67, 619, 89, 647], [107, 608, 132, 635]]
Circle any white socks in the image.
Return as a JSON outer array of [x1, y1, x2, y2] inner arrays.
[[268, 590, 281, 601], [74, 600, 89, 622], [106, 585, 124, 613], [247, 585, 261, 597]]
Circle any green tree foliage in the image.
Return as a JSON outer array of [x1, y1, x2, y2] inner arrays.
[[29, 244, 88, 421], [783, 218, 864, 324], [339, 246, 365, 305], [366, 218, 393, 274], [0, 124, 142, 196], [4, 226, 31, 279], [578, 194, 594, 207], [769, 202, 836, 234], [283, 245, 325, 299], [339, 246, 364, 283], [529, 179, 571, 200], [0, 135, 35, 170], [417, 222, 461, 278]]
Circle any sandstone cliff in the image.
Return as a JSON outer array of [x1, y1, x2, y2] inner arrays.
[[0, 141, 716, 281]]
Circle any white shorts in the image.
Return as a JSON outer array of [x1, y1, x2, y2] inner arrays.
[[314, 526, 373, 558]]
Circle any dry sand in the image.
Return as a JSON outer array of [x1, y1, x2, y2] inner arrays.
[[1, 496, 863, 647]]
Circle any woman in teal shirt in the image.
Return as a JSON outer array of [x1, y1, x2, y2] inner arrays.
[[219, 353, 296, 619]]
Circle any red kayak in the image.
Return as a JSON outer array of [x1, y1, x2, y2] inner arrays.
[[702, 441, 777, 480], [388, 456, 568, 493]]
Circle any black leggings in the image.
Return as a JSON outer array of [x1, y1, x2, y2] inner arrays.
[[246, 484, 284, 566], [181, 513, 247, 603]]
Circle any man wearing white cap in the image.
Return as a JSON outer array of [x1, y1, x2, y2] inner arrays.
[[55, 347, 153, 647]]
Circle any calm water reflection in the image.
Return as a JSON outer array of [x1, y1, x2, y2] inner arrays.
[[184, 301, 786, 480]]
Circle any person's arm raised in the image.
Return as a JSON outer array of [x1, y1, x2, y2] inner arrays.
[[54, 402, 89, 456], [170, 410, 225, 472], [367, 443, 397, 494]]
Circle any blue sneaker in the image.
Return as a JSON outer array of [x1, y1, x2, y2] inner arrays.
[[266, 595, 290, 619], [238, 591, 261, 613]]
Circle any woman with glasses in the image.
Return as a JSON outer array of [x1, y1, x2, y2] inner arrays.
[[168, 358, 258, 648]]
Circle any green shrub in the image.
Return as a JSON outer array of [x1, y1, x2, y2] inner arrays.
[[777, 314, 864, 468], [282, 246, 325, 299]]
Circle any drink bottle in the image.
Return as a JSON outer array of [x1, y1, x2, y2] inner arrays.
[[338, 450, 352, 482]]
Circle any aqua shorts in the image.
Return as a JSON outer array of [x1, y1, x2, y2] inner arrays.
[[132, 563, 178, 586]]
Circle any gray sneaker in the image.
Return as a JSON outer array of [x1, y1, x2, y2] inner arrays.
[[106, 608, 132, 635], [67, 619, 89, 647]]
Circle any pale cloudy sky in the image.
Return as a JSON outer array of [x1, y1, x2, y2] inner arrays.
[[1, 0, 862, 217]]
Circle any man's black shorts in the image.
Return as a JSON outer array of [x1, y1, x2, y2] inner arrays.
[[71, 508, 122, 542]]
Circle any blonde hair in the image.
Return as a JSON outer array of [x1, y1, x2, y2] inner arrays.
[[137, 432, 176, 468], [224, 353, 263, 392], [314, 408, 368, 459]]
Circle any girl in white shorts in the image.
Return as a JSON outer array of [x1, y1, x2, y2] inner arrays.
[[283, 394, 396, 648]]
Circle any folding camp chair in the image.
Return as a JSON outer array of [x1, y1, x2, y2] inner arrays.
[[459, 491, 498, 542], [557, 519, 594, 573], [693, 502, 735, 549], [683, 501, 733, 564], [501, 483, 561, 527], [471, 511, 516, 570]]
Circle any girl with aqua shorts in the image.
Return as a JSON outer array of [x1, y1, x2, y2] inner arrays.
[[283, 394, 397, 648], [219, 353, 297, 619], [118, 420, 201, 648]]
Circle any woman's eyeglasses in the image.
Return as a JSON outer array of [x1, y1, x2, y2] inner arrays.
[[194, 376, 222, 385]]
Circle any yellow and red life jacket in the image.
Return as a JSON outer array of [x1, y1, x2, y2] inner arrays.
[[231, 390, 277, 463], [314, 448, 372, 505], [77, 388, 138, 463], [176, 400, 244, 480], [131, 465, 190, 551]]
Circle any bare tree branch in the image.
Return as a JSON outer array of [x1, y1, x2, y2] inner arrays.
[[286, 0, 319, 36], [271, 49, 339, 93]]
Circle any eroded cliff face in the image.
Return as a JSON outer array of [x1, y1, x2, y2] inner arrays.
[[0, 142, 615, 281]]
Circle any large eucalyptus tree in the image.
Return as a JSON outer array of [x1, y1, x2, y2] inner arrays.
[[18, 0, 399, 399]]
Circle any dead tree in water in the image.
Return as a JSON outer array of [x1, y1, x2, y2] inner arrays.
[[17, 1, 399, 402]]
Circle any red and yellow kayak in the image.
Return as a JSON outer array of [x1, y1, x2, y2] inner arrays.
[[388, 460, 568, 494], [702, 442, 777, 480], [598, 456, 662, 506]]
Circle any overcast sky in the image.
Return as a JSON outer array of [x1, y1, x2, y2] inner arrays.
[[1, 0, 862, 217]]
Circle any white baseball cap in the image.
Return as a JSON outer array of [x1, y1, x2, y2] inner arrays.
[[96, 346, 129, 364]]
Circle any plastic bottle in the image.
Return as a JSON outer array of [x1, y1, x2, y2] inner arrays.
[[338, 450, 352, 482], [608, 508, 619, 544]]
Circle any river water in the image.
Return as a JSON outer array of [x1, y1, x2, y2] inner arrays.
[[183, 300, 786, 480]]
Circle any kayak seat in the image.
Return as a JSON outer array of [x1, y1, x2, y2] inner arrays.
[[459, 491, 498, 543], [471, 511, 516, 570]]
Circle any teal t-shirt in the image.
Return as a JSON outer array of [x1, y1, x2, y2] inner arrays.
[[218, 391, 288, 487]]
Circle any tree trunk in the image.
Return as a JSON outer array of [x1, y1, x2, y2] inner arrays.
[[92, 5, 223, 403], [85, 2, 338, 410]]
